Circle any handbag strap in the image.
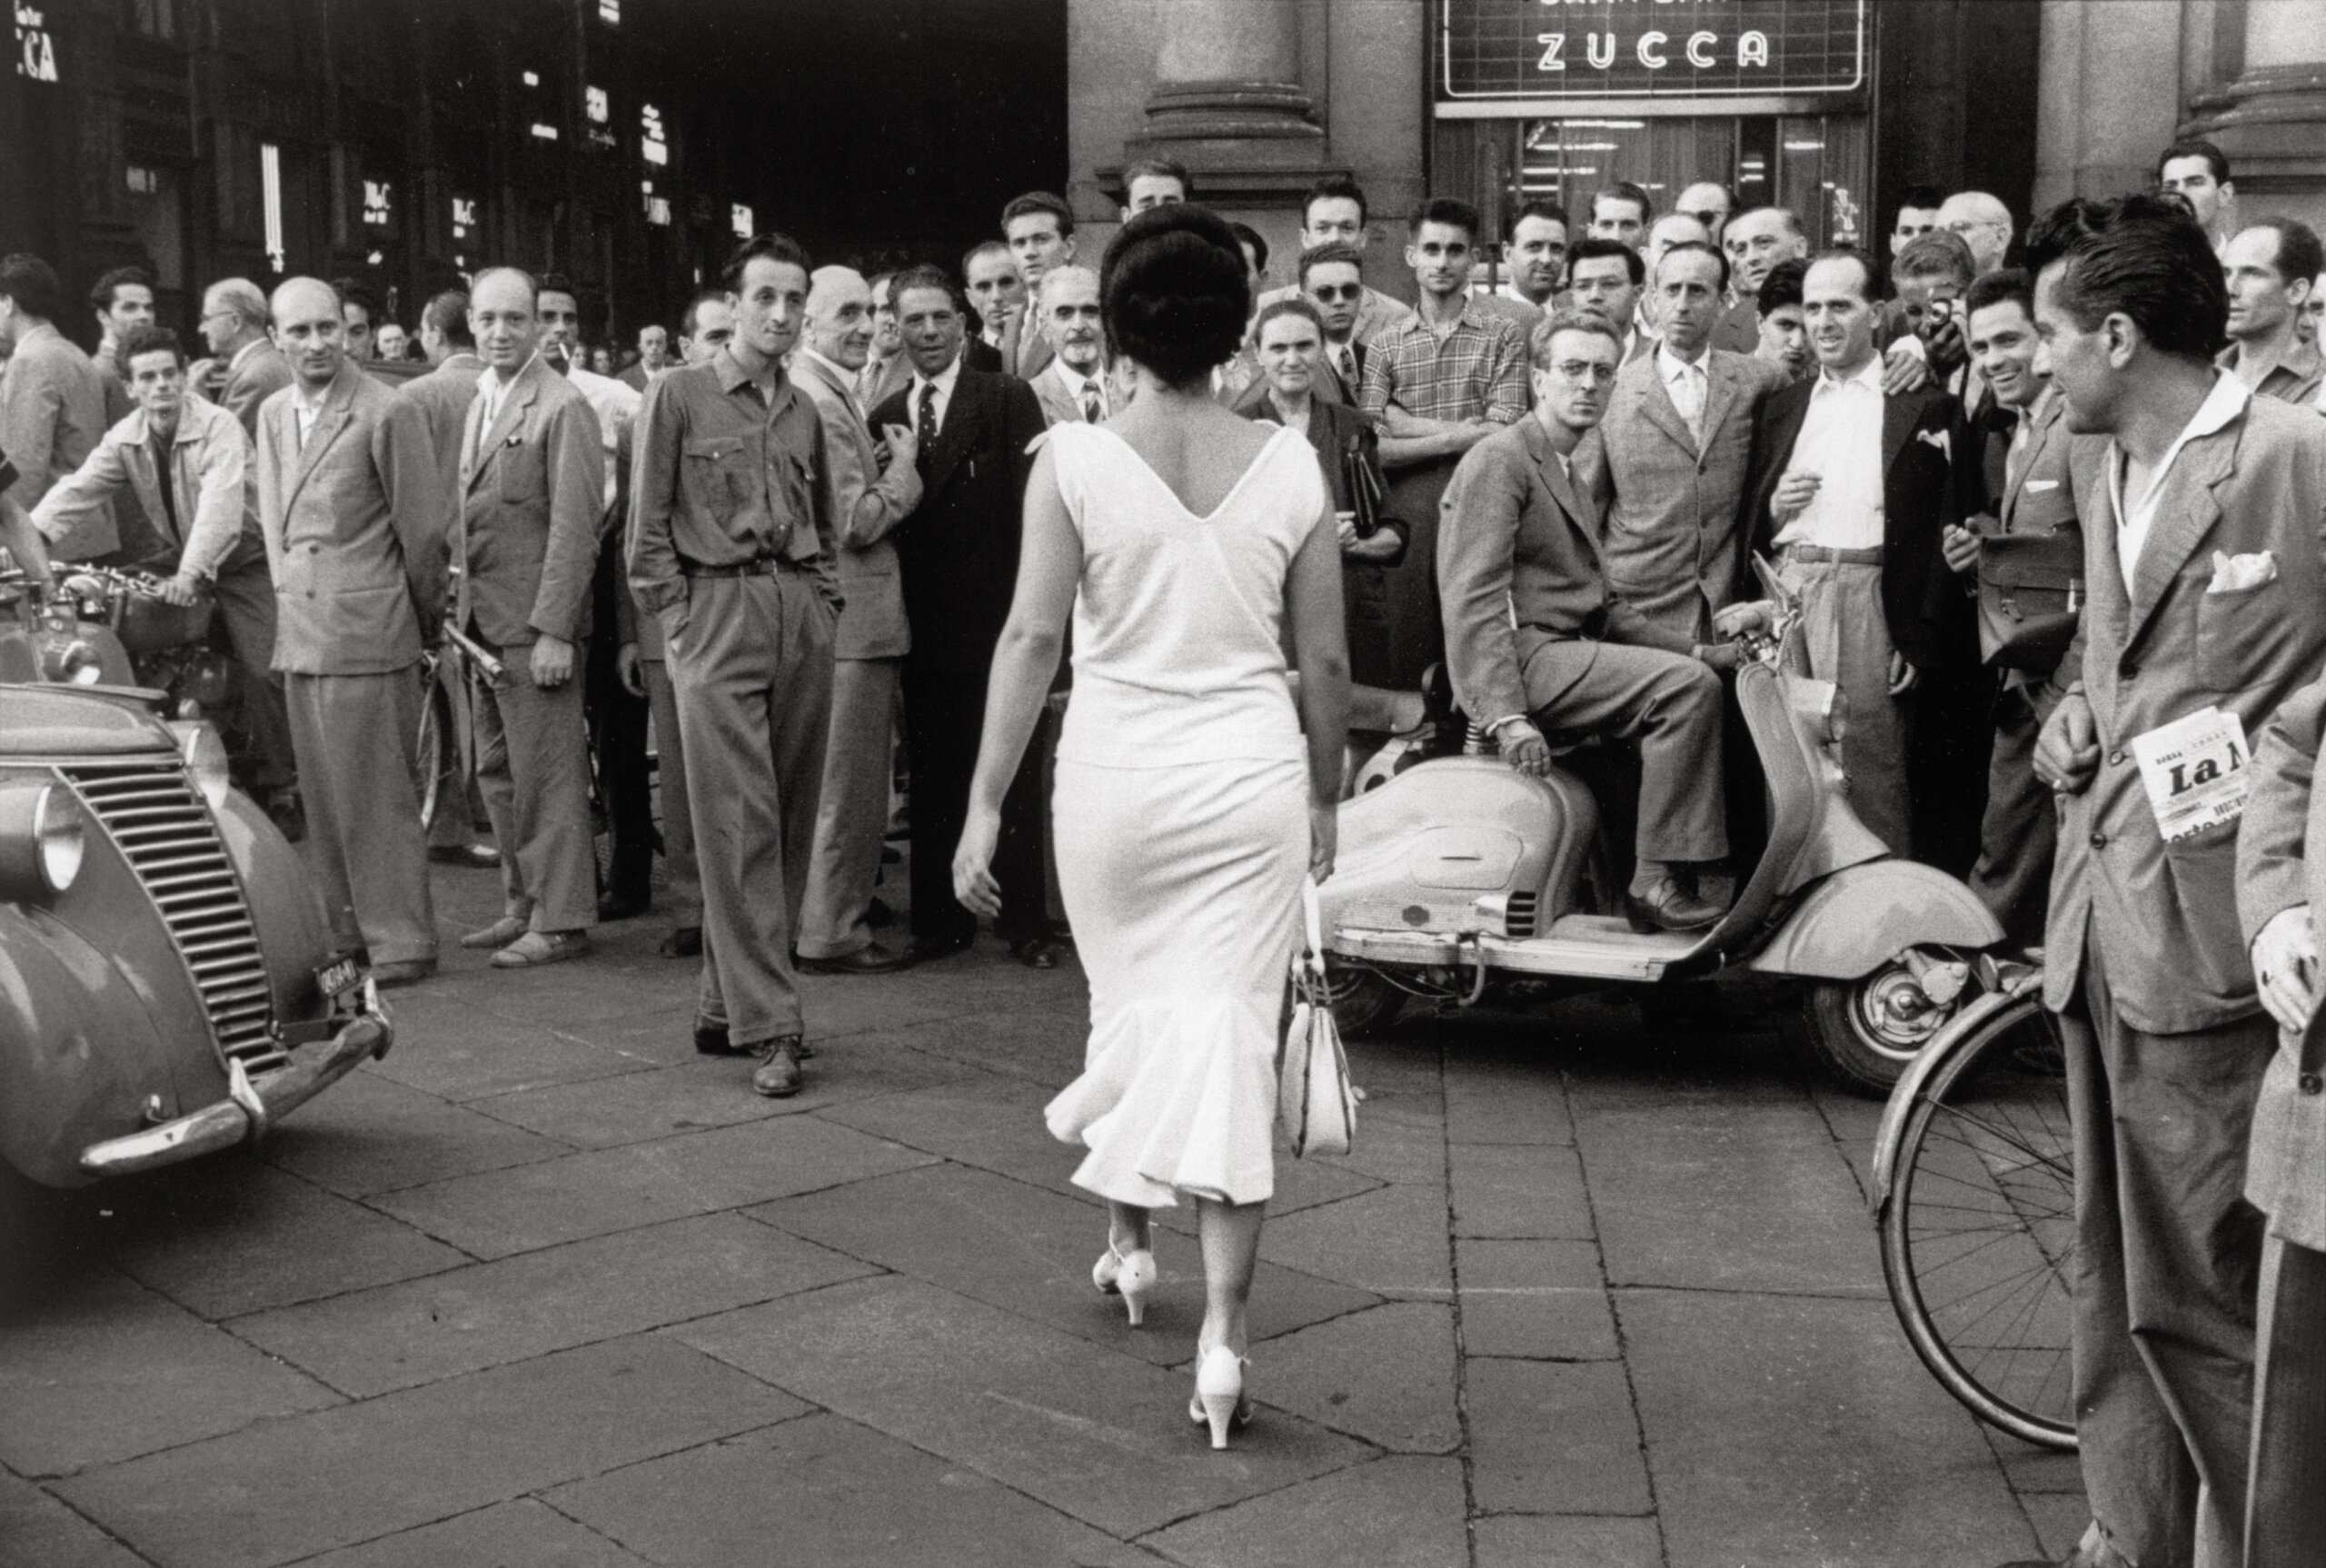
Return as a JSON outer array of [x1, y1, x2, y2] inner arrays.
[[1299, 878, 1327, 978]]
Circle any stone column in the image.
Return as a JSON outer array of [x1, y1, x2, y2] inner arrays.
[[2182, 0, 2326, 230], [1115, 0, 1328, 209]]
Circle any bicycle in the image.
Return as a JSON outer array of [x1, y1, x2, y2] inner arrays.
[[1870, 958, 2077, 1451]]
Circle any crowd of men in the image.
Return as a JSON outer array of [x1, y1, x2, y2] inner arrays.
[[5, 134, 2326, 1563]]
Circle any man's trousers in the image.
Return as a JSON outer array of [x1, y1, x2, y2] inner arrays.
[[902, 658, 1045, 948], [1970, 680, 2059, 948], [212, 539, 295, 796], [472, 638, 598, 934], [284, 666, 435, 967], [663, 570, 833, 1045], [589, 550, 655, 910], [641, 656, 701, 928], [1523, 638, 1727, 866], [1774, 551, 1912, 857], [797, 655, 900, 960], [2063, 940, 2271, 1568], [2245, 1232, 2326, 1567]]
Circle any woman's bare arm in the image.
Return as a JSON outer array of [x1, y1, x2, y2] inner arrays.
[[1285, 498, 1350, 876]]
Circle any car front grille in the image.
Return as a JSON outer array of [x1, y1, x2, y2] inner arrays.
[[63, 761, 287, 1077]]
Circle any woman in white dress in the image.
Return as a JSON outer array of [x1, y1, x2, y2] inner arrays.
[[953, 205, 1349, 1449]]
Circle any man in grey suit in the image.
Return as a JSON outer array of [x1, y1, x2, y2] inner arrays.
[[791, 267, 920, 975], [2232, 674, 2326, 1567], [1023, 266, 1109, 428], [2021, 195, 2326, 1568], [0, 253, 111, 561], [198, 278, 293, 439], [1585, 241, 1789, 647], [1438, 312, 1731, 934], [254, 277, 448, 987], [450, 269, 605, 970]]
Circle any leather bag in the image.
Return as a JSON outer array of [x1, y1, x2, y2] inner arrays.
[[1279, 878, 1357, 1158], [1975, 526, 2082, 672]]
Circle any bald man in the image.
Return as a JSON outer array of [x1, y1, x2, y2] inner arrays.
[[253, 276, 447, 986], [1935, 191, 2014, 276]]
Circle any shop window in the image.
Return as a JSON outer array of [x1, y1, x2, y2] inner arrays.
[[126, 0, 174, 42], [124, 164, 185, 289], [1514, 114, 1865, 250]]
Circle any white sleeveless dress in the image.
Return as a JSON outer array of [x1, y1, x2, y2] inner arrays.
[[1041, 422, 1326, 1209]]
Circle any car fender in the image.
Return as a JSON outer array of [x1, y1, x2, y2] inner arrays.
[[1749, 859, 2005, 979], [0, 905, 175, 1187], [211, 786, 333, 1025]]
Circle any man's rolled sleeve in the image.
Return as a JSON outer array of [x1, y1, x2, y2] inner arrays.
[[1358, 339, 1397, 422], [530, 397, 607, 641], [625, 376, 686, 616], [1484, 323, 1529, 425]]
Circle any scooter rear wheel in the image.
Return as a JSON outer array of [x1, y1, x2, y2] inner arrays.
[[1804, 963, 1960, 1097], [1320, 961, 1402, 1037]]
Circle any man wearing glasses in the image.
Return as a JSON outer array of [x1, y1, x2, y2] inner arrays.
[[1935, 191, 2015, 276], [1299, 245, 1373, 403], [196, 278, 293, 438], [1437, 312, 1732, 934]]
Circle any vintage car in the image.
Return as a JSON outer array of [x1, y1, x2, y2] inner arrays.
[[0, 680, 391, 1189]]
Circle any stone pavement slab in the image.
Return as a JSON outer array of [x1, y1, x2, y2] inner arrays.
[[550, 1412, 1166, 1568], [1466, 1356, 1652, 1515], [674, 1274, 1375, 1539], [1255, 1180, 1452, 1298], [1456, 1237, 1618, 1360], [1449, 1142, 1595, 1238], [260, 1066, 572, 1197], [100, 1158, 467, 1319], [370, 1116, 936, 1258], [53, 1335, 807, 1568], [0, 1469, 147, 1568], [749, 1163, 1377, 1366], [291, 1498, 651, 1567], [0, 1270, 340, 1477], [1620, 1285, 2044, 1567], [1472, 1513, 1664, 1567], [1141, 1454, 1466, 1567], [1444, 1058, 1576, 1146], [1252, 1301, 1461, 1453], [365, 989, 657, 1103], [231, 1213, 876, 1396]]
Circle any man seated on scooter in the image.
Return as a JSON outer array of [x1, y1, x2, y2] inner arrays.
[[1437, 311, 1734, 933], [21, 324, 298, 819]]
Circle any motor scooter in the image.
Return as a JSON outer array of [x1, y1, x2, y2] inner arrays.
[[1318, 572, 2007, 1096], [0, 551, 138, 687]]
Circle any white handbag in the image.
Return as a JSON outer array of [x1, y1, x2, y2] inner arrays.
[[1279, 878, 1357, 1158]]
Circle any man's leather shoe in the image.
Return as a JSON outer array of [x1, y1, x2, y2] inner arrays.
[[597, 889, 651, 922], [800, 942, 913, 976], [491, 929, 591, 968], [1625, 878, 1725, 934], [660, 925, 702, 958], [460, 915, 528, 950], [429, 843, 501, 869], [750, 1036, 805, 1097], [1008, 934, 1060, 970], [909, 932, 973, 964], [371, 958, 436, 987]]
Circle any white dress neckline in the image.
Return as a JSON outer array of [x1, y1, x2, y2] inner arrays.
[[1083, 422, 1305, 526]]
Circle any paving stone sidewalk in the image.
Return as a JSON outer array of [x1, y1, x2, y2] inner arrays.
[[2, 863, 2085, 1567]]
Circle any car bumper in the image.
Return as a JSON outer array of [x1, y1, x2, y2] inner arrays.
[[76, 988, 394, 1178]]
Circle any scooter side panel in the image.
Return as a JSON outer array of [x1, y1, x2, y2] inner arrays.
[[1748, 859, 2006, 978], [1325, 758, 1594, 937]]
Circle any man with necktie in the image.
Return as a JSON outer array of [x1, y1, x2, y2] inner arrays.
[[1025, 266, 1109, 428]]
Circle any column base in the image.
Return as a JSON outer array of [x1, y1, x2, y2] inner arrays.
[[2182, 63, 2326, 193]]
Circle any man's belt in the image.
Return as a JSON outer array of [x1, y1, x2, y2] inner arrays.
[[1776, 543, 1884, 565], [679, 556, 790, 579]]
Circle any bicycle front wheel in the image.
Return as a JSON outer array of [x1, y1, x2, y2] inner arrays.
[[1877, 989, 2078, 1450]]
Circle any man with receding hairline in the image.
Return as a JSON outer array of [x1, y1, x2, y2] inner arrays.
[[2221, 218, 2325, 404], [254, 275, 446, 987], [199, 277, 293, 437]]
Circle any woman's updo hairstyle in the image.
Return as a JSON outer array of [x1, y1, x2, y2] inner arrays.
[[1100, 203, 1252, 390]]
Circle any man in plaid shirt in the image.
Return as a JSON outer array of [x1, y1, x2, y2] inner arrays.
[[1359, 196, 1530, 688]]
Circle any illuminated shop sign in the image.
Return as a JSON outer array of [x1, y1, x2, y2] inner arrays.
[[731, 203, 754, 240], [1438, 0, 1866, 103], [641, 104, 668, 166], [363, 180, 393, 226], [16, 2, 59, 82]]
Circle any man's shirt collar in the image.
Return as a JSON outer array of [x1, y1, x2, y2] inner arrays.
[[910, 354, 963, 401], [1657, 340, 1711, 379], [1814, 352, 1885, 395]]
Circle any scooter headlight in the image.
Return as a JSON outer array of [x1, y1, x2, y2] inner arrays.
[[0, 781, 84, 900], [169, 720, 232, 810]]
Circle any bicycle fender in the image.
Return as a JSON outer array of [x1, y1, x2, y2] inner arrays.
[[1866, 971, 2046, 1210], [1751, 859, 2005, 980]]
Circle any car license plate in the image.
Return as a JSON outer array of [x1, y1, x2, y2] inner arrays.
[[315, 956, 363, 1004]]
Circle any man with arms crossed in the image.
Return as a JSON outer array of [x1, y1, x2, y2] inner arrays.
[[254, 277, 446, 986], [1440, 312, 1729, 933], [790, 266, 920, 976], [449, 269, 604, 970], [630, 233, 844, 1097], [2013, 193, 2326, 1568]]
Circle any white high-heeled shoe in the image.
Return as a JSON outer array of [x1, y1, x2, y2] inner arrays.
[[1189, 1344, 1252, 1450], [1091, 1241, 1156, 1327]]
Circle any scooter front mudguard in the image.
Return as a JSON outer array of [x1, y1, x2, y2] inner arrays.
[[1748, 858, 2005, 979]]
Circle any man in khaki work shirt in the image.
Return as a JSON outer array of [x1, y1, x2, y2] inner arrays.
[[627, 232, 843, 1099]]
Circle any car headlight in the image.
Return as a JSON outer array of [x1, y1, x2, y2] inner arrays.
[[169, 720, 232, 810], [39, 635, 104, 685], [0, 780, 84, 900]]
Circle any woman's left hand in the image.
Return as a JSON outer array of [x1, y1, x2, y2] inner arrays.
[[952, 807, 1004, 918], [1308, 797, 1337, 883]]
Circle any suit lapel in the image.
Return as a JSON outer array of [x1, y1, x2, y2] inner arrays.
[[465, 363, 540, 496], [2082, 448, 2130, 654], [1533, 424, 1596, 548], [2124, 423, 2237, 646], [1881, 392, 1917, 481], [2000, 398, 2059, 531], [1698, 353, 1744, 448], [283, 362, 358, 514], [922, 372, 983, 494], [1635, 363, 1698, 458]]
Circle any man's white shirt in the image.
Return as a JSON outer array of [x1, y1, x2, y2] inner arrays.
[[910, 355, 964, 437], [1774, 353, 1886, 551], [2108, 372, 2249, 596]]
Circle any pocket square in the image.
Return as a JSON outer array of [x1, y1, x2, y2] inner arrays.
[[2208, 550, 2278, 593], [2025, 479, 2060, 492], [1916, 428, 1952, 459]]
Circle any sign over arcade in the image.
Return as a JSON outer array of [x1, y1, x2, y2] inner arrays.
[[1439, 0, 1866, 103]]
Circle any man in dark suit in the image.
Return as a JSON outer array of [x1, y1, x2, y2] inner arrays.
[[2016, 194, 2326, 1568], [1742, 247, 1979, 866], [1297, 244, 1372, 405], [450, 268, 605, 969], [868, 266, 1053, 966]]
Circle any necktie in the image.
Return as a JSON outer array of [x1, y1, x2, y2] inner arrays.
[[1081, 383, 1104, 423], [1337, 345, 1357, 390], [918, 382, 939, 457]]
